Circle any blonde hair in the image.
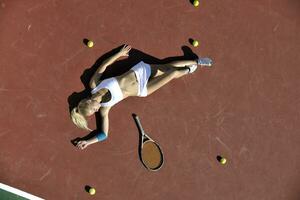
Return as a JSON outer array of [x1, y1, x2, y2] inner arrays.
[[70, 90, 106, 131], [70, 99, 93, 132]]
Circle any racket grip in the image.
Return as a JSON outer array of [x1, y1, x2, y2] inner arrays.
[[132, 114, 144, 133]]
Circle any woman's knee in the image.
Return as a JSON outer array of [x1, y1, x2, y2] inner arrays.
[[149, 64, 173, 79], [169, 69, 180, 78], [156, 64, 174, 73], [173, 68, 187, 79]]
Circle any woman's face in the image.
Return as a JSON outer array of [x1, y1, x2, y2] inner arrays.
[[81, 98, 101, 117]]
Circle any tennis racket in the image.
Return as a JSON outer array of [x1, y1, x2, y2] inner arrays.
[[132, 113, 164, 171]]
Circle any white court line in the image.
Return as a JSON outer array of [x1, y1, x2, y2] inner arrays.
[[0, 183, 44, 200]]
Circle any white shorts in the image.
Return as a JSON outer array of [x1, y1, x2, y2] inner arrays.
[[131, 61, 151, 97]]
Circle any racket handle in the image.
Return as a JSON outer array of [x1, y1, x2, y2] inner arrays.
[[132, 114, 145, 134]]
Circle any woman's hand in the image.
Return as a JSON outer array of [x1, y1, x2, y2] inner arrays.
[[118, 44, 131, 57], [76, 140, 89, 150]]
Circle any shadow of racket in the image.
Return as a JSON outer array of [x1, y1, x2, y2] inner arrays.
[[132, 113, 164, 171]]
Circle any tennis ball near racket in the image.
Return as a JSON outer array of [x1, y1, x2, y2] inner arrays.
[[193, 0, 199, 7], [89, 187, 96, 195], [87, 40, 94, 48], [220, 157, 227, 165], [192, 40, 199, 47]]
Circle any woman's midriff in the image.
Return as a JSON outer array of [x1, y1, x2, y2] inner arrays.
[[116, 69, 139, 97]]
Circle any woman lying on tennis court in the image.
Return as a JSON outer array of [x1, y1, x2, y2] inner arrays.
[[70, 44, 212, 150]]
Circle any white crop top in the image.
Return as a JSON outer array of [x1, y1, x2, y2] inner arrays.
[[91, 77, 124, 107]]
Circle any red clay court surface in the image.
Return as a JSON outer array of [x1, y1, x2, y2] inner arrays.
[[1, 0, 300, 199]]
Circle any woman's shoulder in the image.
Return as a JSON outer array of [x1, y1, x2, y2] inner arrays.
[[90, 76, 113, 91], [90, 78, 103, 90], [99, 106, 112, 115]]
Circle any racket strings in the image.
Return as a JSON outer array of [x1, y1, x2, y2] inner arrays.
[[141, 141, 163, 170]]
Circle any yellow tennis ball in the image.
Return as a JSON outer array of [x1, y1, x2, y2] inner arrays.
[[89, 188, 96, 195], [193, 0, 199, 7], [220, 158, 227, 165], [192, 40, 199, 47], [87, 40, 94, 48]]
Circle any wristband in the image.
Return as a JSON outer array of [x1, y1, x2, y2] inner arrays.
[[96, 131, 107, 142]]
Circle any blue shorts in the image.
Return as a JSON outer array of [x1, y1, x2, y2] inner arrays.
[[131, 61, 151, 97]]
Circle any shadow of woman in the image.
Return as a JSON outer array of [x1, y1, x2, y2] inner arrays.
[[68, 44, 199, 146]]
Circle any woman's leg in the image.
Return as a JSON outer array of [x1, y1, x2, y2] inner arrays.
[[149, 59, 196, 79], [147, 68, 188, 96], [169, 60, 197, 67]]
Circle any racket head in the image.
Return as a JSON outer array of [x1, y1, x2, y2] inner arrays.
[[133, 113, 164, 171], [140, 138, 164, 171]]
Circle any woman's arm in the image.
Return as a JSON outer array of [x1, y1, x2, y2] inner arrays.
[[86, 113, 109, 146], [100, 52, 122, 71], [76, 109, 110, 150], [103, 44, 131, 65], [89, 52, 121, 88], [89, 45, 132, 88]]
